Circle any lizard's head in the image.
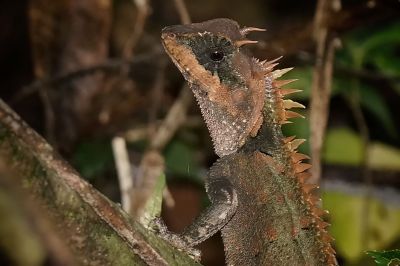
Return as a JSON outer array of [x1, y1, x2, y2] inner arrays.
[[161, 18, 265, 88], [162, 19, 267, 157]]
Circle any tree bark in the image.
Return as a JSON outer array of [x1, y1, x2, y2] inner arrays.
[[0, 99, 199, 266]]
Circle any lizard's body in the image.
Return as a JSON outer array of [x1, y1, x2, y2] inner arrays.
[[160, 18, 337, 265]]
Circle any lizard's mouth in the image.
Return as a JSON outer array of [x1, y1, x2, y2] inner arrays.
[[160, 30, 203, 83], [160, 34, 188, 77]]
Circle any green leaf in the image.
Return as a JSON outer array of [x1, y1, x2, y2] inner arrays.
[[139, 173, 166, 227], [323, 127, 400, 170], [366, 250, 400, 266], [368, 143, 400, 171], [322, 192, 400, 262], [342, 22, 400, 66], [323, 127, 364, 166], [369, 47, 400, 78], [359, 23, 400, 56], [371, 50, 400, 95], [338, 22, 400, 96]]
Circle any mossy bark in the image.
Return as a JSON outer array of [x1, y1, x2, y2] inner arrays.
[[0, 99, 199, 266]]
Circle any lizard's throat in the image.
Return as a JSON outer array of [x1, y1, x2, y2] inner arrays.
[[190, 84, 252, 157]]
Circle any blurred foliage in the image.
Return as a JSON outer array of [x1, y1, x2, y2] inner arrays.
[[323, 192, 400, 263], [358, 84, 396, 138], [369, 143, 400, 171], [164, 138, 202, 183], [321, 127, 400, 170], [336, 22, 400, 138], [323, 127, 364, 166], [0, 189, 45, 265], [366, 249, 400, 266], [285, 22, 400, 142], [71, 138, 114, 180]]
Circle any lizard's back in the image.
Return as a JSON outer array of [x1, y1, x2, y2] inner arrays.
[[211, 151, 331, 266]]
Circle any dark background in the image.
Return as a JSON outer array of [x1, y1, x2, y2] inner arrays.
[[0, 0, 399, 265]]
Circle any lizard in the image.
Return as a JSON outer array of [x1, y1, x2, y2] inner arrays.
[[158, 18, 337, 266]]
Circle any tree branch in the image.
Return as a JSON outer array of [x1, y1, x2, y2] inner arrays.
[[0, 99, 198, 265]]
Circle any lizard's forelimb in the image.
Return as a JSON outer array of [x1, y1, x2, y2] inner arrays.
[[180, 176, 238, 246], [154, 175, 237, 253]]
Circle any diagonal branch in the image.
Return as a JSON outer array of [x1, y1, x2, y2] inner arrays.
[[0, 99, 199, 265]]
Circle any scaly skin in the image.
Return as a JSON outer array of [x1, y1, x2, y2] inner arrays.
[[160, 18, 337, 265]]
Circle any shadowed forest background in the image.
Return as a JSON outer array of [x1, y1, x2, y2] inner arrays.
[[0, 0, 400, 265]]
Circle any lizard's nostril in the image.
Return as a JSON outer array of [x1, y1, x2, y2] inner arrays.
[[161, 32, 176, 39]]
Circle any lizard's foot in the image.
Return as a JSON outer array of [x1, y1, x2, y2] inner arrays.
[[150, 217, 201, 261]]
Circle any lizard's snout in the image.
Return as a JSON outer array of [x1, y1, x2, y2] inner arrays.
[[161, 31, 176, 40], [161, 25, 181, 39], [162, 24, 196, 39]]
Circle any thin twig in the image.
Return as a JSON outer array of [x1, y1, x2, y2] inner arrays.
[[146, 0, 193, 151], [150, 85, 193, 150], [123, 116, 203, 143], [346, 67, 372, 251], [124, 0, 193, 219], [123, 0, 150, 59], [112, 136, 133, 212], [172, 0, 191, 24], [336, 65, 400, 82], [148, 58, 168, 136], [12, 49, 162, 103], [128, 58, 168, 218], [309, 0, 341, 184]]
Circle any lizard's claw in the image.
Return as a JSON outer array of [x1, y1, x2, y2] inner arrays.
[[150, 216, 169, 234], [150, 217, 201, 261]]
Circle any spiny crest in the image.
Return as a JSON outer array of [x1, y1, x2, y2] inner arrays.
[[284, 134, 337, 265], [235, 26, 266, 47], [270, 66, 336, 264], [251, 57, 305, 126], [272, 73, 304, 125]]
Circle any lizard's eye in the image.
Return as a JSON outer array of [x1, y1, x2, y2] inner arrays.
[[209, 50, 224, 62]]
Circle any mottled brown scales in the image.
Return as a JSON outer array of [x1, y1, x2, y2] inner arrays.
[[213, 152, 328, 265], [161, 18, 337, 265]]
